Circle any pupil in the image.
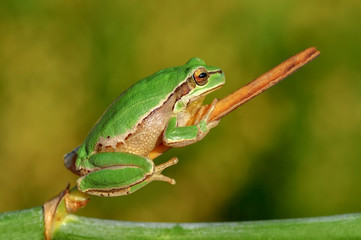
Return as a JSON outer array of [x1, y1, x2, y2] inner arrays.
[[198, 72, 207, 78]]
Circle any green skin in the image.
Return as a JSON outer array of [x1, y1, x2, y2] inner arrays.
[[65, 58, 225, 197]]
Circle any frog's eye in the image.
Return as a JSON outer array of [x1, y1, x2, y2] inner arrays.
[[193, 67, 209, 86]]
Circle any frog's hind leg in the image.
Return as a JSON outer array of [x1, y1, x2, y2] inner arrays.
[[146, 157, 178, 184], [76, 152, 178, 197]]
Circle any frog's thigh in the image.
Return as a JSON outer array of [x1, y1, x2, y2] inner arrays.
[[77, 166, 149, 195], [78, 152, 155, 196], [88, 152, 154, 172]]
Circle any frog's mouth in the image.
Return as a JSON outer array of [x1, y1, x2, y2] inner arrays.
[[198, 83, 224, 97], [186, 82, 224, 106]]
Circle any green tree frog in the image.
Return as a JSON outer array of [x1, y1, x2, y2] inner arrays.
[[65, 58, 225, 197]]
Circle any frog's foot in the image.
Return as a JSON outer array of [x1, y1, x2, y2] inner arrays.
[[163, 98, 221, 148], [194, 98, 220, 139], [195, 98, 220, 129], [147, 157, 178, 184]]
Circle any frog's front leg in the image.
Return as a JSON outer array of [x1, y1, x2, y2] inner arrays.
[[77, 152, 178, 197], [163, 99, 219, 148]]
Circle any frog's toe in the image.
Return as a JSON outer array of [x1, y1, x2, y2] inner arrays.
[[202, 98, 218, 122], [147, 157, 178, 185], [148, 174, 176, 185], [155, 157, 178, 173], [207, 119, 220, 130]]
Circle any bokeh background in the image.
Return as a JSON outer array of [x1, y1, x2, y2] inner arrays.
[[1, 0, 360, 222]]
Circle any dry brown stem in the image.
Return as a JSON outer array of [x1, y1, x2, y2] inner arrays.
[[149, 47, 320, 159], [209, 47, 320, 121]]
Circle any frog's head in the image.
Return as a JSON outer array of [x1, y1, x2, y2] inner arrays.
[[174, 58, 225, 113]]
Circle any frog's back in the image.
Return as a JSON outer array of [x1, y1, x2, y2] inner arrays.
[[80, 66, 188, 157]]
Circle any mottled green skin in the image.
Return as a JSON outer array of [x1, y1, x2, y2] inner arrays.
[[75, 58, 221, 167]]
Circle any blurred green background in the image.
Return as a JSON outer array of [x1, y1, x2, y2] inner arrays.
[[0, 0, 360, 222]]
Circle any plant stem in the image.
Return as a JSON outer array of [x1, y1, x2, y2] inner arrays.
[[0, 207, 45, 240], [1, 207, 361, 240]]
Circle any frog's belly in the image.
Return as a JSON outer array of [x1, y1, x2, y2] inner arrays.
[[96, 95, 176, 156]]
